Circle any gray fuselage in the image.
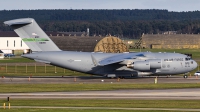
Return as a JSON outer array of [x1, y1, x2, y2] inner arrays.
[[22, 51, 197, 77]]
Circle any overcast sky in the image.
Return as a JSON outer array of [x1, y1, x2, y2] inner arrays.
[[0, 0, 200, 12]]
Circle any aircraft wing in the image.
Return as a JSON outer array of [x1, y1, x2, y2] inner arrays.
[[97, 53, 145, 66]]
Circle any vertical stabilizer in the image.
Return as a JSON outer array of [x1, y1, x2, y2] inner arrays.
[[4, 18, 61, 52]]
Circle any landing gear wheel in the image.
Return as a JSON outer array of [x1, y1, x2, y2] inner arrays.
[[183, 75, 188, 79]]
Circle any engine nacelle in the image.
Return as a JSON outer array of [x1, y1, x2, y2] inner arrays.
[[133, 61, 150, 71], [127, 59, 161, 71], [148, 59, 161, 69]]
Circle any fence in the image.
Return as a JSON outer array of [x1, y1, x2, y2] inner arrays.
[[0, 63, 69, 74]]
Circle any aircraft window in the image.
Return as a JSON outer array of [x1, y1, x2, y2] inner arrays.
[[185, 58, 191, 61]]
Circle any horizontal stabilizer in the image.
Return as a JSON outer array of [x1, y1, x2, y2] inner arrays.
[[4, 18, 33, 26]]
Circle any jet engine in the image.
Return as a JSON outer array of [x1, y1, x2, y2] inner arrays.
[[127, 59, 161, 71]]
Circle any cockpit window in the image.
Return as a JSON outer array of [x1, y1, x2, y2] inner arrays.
[[185, 58, 191, 61]]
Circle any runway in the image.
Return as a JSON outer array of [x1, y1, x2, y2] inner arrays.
[[0, 76, 200, 84], [1, 88, 200, 100]]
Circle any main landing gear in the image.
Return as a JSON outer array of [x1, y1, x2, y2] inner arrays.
[[183, 74, 188, 79]]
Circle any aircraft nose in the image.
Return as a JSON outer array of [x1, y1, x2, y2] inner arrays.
[[193, 60, 198, 70]]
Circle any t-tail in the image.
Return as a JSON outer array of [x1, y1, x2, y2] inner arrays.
[[4, 18, 61, 52]]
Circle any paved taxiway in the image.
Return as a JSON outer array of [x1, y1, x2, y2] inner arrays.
[[0, 88, 200, 100], [0, 76, 200, 84]]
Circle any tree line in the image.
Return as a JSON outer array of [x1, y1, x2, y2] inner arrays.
[[1, 9, 200, 38]]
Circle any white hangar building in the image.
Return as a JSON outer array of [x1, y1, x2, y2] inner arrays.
[[0, 31, 29, 55], [0, 31, 89, 55]]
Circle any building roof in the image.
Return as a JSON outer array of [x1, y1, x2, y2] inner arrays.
[[50, 36, 128, 52], [0, 31, 86, 37], [141, 34, 200, 49], [0, 31, 18, 37], [50, 36, 103, 52]]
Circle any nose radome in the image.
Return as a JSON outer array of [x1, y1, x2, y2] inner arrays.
[[193, 61, 198, 69]]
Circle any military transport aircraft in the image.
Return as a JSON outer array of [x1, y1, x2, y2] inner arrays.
[[4, 18, 197, 78]]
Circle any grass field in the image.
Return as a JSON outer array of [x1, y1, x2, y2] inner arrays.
[[0, 109, 165, 112], [1, 99, 199, 109], [0, 65, 89, 76], [0, 83, 200, 93], [0, 57, 34, 63], [0, 57, 90, 77], [0, 99, 200, 112]]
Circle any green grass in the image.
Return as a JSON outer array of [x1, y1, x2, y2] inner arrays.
[[0, 83, 200, 93], [0, 97, 199, 111], [0, 99, 200, 109], [0, 57, 34, 63], [0, 109, 170, 112], [0, 65, 89, 76]]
